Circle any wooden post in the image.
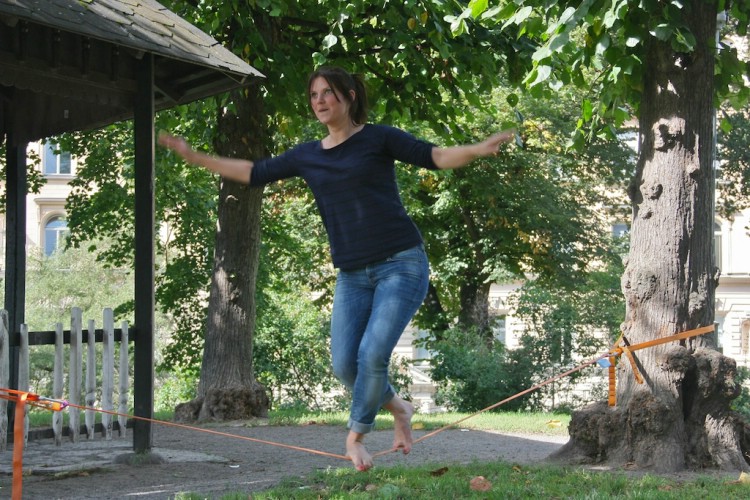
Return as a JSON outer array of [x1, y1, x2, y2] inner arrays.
[[118, 321, 129, 438], [69, 308, 82, 443], [53, 323, 64, 446], [133, 52, 155, 453], [18, 325, 28, 447], [102, 309, 114, 440], [85, 319, 96, 439], [0, 311, 8, 451], [4, 141, 27, 439]]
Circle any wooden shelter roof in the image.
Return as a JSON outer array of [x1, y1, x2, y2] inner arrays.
[[0, 0, 263, 144]]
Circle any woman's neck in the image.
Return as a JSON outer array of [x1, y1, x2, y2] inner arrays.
[[323, 122, 364, 149]]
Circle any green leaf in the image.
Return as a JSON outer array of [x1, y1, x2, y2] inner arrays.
[[506, 93, 519, 107], [582, 99, 593, 122], [719, 117, 733, 134], [468, 0, 488, 19], [503, 6, 533, 29], [625, 36, 641, 48], [651, 23, 673, 41], [322, 34, 338, 50]]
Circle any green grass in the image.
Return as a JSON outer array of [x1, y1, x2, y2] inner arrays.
[[268, 408, 570, 436], [174, 462, 749, 499], [27, 407, 750, 498], [176, 409, 748, 499], [27, 408, 173, 427]]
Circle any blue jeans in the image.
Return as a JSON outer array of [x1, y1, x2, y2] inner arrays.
[[330, 245, 429, 434]]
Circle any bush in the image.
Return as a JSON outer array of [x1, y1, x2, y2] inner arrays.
[[424, 327, 533, 412]]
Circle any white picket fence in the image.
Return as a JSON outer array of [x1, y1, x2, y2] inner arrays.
[[0, 307, 130, 451]]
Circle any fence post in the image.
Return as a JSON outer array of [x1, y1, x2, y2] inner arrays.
[[102, 309, 114, 440], [118, 321, 129, 438], [0, 310, 8, 451], [85, 319, 96, 439], [18, 324, 29, 446], [69, 308, 82, 443], [53, 323, 64, 446]]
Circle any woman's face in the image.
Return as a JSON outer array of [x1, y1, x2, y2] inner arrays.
[[309, 76, 352, 127]]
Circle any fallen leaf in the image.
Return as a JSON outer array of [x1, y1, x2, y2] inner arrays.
[[430, 466, 449, 477], [469, 476, 492, 492], [739, 471, 750, 484], [365, 484, 378, 491], [412, 422, 425, 430], [546, 419, 562, 427]]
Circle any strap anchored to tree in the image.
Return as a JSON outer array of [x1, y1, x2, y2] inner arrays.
[[605, 325, 715, 407]]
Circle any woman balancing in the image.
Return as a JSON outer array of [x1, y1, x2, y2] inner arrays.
[[158, 66, 515, 471]]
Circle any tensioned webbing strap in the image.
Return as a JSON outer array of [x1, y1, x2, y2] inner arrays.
[[606, 325, 715, 406]]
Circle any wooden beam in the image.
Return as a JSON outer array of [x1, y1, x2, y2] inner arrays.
[[132, 52, 155, 454], [3, 137, 27, 438]]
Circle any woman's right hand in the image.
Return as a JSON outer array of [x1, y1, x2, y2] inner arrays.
[[157, 131, 254, 184], [157, 132, 193, 159]]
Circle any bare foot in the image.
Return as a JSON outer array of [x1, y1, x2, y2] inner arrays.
[[345, 431, 373, 471], [384, 395, 414, 454]]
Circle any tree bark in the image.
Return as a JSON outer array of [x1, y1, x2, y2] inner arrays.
[[175, 81, 270, 422], [552, 4, 749, 472]]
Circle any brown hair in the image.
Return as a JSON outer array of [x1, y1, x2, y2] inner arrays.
[[307, 66, 368, 124]]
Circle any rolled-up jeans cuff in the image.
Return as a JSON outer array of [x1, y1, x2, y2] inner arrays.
[[348, 418, 376, 435]]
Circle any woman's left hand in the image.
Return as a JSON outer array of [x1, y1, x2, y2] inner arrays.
[[477, 129, 516, 157]]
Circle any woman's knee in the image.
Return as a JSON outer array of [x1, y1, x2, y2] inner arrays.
[[332, 358, 357, 388]]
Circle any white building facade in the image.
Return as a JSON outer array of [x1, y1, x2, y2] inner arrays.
[[1, 141, 76, 268]]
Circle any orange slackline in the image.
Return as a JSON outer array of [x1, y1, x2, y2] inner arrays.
[[606, 325, 714, 406], [62, 402, 350, 462], [1, 323, 717, 482], [374, 323, 715, 457], [0, 387, 349, 463]]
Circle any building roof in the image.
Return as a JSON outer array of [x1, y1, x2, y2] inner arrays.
[[0, 0, 263, 143]]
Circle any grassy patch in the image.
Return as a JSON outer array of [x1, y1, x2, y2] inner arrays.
[[268, 409, 570, 436], [175, 462, 749, 499]]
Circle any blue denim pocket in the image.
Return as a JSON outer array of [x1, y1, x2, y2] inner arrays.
[[385, 245, 425, 263]]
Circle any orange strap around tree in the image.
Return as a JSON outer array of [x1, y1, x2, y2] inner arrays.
[[608, 356, 616, 406], [606, 325, 715, 407]]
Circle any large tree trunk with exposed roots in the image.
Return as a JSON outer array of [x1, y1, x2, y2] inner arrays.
[[175, 82, 270, 423], [552, 4, 750, 472]]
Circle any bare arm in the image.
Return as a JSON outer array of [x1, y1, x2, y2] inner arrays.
[[431, 129, 516, 170], [157, 133, 253, 184]]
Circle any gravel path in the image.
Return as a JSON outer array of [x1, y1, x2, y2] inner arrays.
[[1, 422, 568, 499]]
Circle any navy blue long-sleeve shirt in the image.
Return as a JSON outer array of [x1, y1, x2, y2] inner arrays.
[[250, 124, 438, 270]]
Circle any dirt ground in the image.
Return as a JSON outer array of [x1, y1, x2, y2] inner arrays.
[[1, 421, 569, 499]]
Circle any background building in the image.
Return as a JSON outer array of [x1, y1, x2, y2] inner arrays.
[[1, 141, 76, 270]]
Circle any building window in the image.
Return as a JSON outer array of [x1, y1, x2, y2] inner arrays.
[[714, 221, 722, 270], [44, 217, 68, 256], [493, 316, 507, 344], [413, 330, 433, 364], [43, 142, 72, 175]]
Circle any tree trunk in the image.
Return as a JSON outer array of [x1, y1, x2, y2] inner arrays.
[[459, 278, 493, 342], [552, 4, 749, 472], [175, 81, 270, 422]]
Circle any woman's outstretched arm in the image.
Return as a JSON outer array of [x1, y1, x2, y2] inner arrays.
[[158, 133, 254, 184], [431, 129, 516, 170]]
